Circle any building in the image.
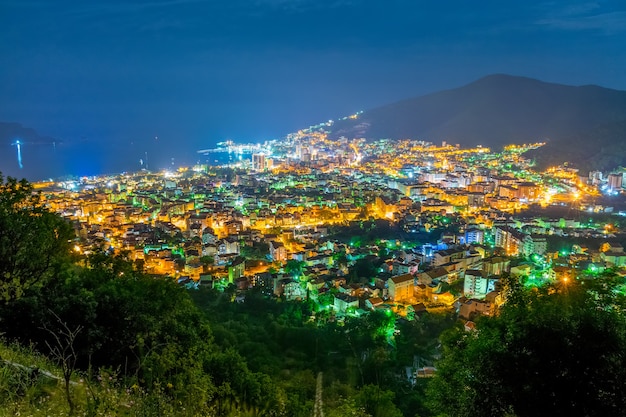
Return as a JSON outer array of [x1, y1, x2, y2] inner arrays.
[[522, 234, 547, 256], [494, 226, 525, 256], [607, 173, 623, 192], [228, 257, 246, 283], [482, 257, 510, 276], [517, 182, 540, 201], [218, 237, 240, 255], [388, 273, 414, 302], [334, 293, 359, 313], [365, 296, 384, 310], [432, 248, 466, 267], [463, 269, 498, 298], [283, 280, 306, 300], [252, 153, 266, 171], [589, 171, 603, 185], [392, 261, 419, 276], [270, 241, 287, 262], [420, 198, 453, 214], [458, 298, 492, 320], [464, 227, 484, 244], [510, 263, 532, 278], [600, 251, 626, 267]]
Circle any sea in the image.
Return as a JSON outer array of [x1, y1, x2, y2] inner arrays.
[[0, 140, 252, 182]]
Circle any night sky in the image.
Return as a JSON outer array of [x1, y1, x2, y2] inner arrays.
[[1, 0, 626, 177]]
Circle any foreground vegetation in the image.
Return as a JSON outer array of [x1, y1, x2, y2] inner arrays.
[[2, 174, 626, 416]]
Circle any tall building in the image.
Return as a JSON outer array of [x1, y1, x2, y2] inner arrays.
[[589, 171, 603, 185], [523, 234, 547, 256], [465, 227, 484, 244], [494, 226, 525, 256], [252, 153, 266, 171], [269, 241, 287, 262], [388, 274, 414, 302], [463, 269, 498, 298], [607, 173, 623, 192]]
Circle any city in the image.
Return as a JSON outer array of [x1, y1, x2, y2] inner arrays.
[[36, 116, 626, 327], [3, 0, 626, 413]]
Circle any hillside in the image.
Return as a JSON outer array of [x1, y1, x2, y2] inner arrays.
[[0, 122, 57, 144], [331, 74, 626, 172]]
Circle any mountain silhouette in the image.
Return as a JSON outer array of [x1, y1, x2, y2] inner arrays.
[[331, 74, 626, 173]]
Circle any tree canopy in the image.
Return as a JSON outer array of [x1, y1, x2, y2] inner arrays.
[[0, 175, 73, 301], [429, 276, 626, 417]]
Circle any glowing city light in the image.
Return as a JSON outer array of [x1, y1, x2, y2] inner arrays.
[[12, 139, 23, 169]]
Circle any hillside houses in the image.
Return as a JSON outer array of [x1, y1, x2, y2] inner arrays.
[[40, 137, 626, 332]]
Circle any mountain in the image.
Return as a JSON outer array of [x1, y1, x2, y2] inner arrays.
[[331, 74, 626, 173], [0, 122, 58, 145]]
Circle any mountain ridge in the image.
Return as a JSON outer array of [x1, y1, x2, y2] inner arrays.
[[331, 74, 626, 172], [3, 74, 626, 178]]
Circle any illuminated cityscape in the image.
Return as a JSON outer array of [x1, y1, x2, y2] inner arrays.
[[36, 114, 626, 322], [4, 0, 626, 414]]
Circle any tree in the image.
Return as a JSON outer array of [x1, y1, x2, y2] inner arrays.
[[42, 309, 83, 414], [354, 385, 403, 417], [284, 259, 305, 278], [333, 251, 349, 268], [350, 258, 378, 282], [199, 255, 215, 272], [240, 241, 269, 260], [429, 277, 626, 417], [326, 397, 372, 417], [1, 251, 217, 413], [0, 174, 73, 302]]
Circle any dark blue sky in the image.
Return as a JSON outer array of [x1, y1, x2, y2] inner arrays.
[[1, 0, 626, 176]]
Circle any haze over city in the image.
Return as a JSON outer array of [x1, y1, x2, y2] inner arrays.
[[2, 0, 626, 179]]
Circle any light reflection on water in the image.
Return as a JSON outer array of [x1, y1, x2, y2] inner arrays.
[[1, 142, 252, 181]]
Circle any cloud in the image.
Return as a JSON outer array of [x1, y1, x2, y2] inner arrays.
[[559, 2, 601, 15], [58, 0, 209, 19], [538, 11, 626, 31], [536, 1, 626, 33], [251, 0, 354, 13]]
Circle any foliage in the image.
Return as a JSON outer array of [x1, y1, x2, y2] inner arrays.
[[326, 397, 372, 417], [0, 341, 211, 416], [240, 241, 270, 260], [350, 257, 380, 281], [355, 384, 404, 417], [284, 259, 306, 278], [429, 277, 626, 417], [395, 312, 456, 365], [0, 176, 453, 416], [329, 220, 406, 245], [0, 341, 59, 415], [0, 174, 73, 302]]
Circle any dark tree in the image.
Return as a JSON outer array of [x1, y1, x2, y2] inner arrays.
[[429, 277, 626, 417], [284, 259, 305, 278], [0, 175, 73, 301]]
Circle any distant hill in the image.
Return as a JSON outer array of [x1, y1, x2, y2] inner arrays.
[[331, 74, 626, 173], [0, 122, 52, 143]]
